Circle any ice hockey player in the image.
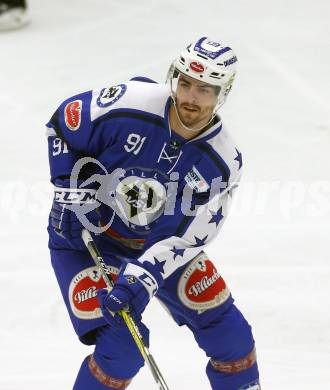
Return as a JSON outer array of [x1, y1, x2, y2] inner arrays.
[[0, 0, 28, 31], [46, 37, 261, 389]]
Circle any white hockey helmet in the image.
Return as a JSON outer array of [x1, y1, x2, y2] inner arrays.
[[168, 37, 238, 111]]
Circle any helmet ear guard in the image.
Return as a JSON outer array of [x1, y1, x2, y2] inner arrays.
[[165, 61, 178, 85]]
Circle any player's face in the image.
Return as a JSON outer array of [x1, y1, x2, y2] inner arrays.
[[175, 74, 218, 129]]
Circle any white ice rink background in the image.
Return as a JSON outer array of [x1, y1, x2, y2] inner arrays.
[[0, 0, 329, 388]]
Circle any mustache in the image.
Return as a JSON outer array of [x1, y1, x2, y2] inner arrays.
[[179, 103, 200, 111]]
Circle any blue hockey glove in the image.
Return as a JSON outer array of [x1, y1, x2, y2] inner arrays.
[[98, 263, 160, 326], [50, 179, 99, 249]]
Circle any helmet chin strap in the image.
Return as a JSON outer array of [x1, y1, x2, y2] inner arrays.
[[170, 94, 223, 134]]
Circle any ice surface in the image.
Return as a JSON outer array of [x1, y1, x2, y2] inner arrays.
[[0, 0, 329, 388]]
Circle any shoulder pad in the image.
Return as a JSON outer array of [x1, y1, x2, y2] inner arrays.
[[47, 90, 93, 151], [89, 81, 170, 122]]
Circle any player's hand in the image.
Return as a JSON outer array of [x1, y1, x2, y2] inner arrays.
[[98, 263, 159, 326], [50, 179, 99, 250]]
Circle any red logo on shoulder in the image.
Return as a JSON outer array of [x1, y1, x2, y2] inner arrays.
[[189, 61, 205, 73], [64, 100, 82, 131]]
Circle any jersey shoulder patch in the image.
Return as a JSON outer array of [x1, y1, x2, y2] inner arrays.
[[95, 84, 127, 109], [47, 90, 93, 149], [90, 81, 170, 122]]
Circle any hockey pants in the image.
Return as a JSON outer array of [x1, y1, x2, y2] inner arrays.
[[50, 248, 260, 389]]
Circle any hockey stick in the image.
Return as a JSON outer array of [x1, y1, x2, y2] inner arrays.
[[81, 229, 170, 390]]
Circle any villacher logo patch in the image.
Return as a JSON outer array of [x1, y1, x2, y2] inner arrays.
[[177, 252, 230, 313], [68, 265, 119, 319]]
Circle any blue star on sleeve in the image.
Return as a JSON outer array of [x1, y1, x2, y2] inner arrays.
[[192, 235, 208, 247], [153, 257, 166, 275], [209, 207, 224, 227], [234, 148, 243, 169], [170, 246, 185, 260]]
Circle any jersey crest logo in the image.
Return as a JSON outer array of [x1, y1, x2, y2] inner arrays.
[[64, 100, 82, 131], [68, 265, 119, 319], [114, 170, 167, 230], [124, 182, 155, 218], [178, 252, 230, 313], [96, 84, 127, 108]]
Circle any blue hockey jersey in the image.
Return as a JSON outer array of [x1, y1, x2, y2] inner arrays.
[[46, 79, 243, 282]]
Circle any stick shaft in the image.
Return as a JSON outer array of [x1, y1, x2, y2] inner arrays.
[[81, 229, 169, 390]]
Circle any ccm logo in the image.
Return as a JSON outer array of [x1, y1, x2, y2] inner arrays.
[[54, 190, 96, 204]]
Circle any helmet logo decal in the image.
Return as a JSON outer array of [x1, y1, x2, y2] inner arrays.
[[189, 61, 205, 73], [194, 37, 231, 60]]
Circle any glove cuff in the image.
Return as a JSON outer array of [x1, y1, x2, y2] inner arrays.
[[123, 263, 159, 299]]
